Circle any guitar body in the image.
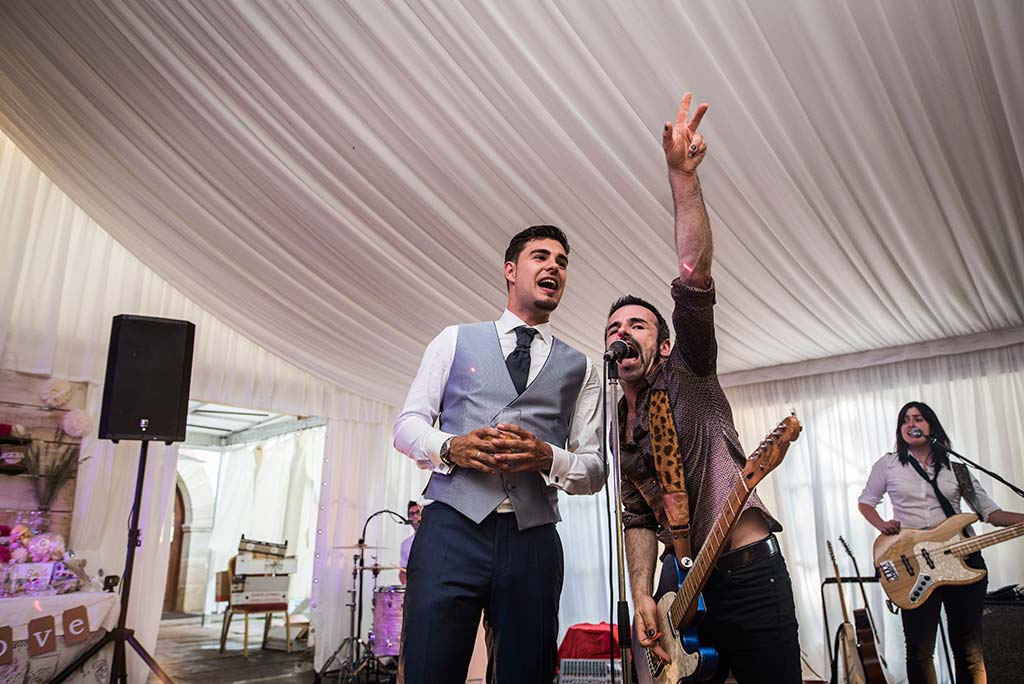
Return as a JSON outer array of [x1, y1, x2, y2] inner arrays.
[[873, 513, 986, 610], [837, 622, 867, 684], [852, 608, 886, 683], [632, 588, 718, 684]]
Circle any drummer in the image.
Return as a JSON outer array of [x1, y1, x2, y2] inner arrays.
[[399, 500, 421, 585]]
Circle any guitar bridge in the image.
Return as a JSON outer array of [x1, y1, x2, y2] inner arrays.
[[879, 560, 899, 582]]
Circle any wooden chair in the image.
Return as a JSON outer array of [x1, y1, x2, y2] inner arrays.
[[217, 556, 291, 657]]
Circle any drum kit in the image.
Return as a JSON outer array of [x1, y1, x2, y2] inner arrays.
[[318, 542, 408, 683]]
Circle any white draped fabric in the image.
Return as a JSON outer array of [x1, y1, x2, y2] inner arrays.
[[1, 130, 420, 679], [1, 1, 1022, 408], [727, 343, 1024, 683], [4, 2, 1024, 679], [189, 426, 326, 604]]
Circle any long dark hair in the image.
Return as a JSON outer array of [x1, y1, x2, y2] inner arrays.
[[895, 401, 951, 474]]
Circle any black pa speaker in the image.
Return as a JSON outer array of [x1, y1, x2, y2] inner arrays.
[[983, 600, 1024, 682], [98, 315, 195, 442]]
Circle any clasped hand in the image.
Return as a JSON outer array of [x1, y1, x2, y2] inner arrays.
[[447, 424, 553, 474]]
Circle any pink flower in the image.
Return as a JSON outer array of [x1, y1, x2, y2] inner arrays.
[[10, 547, 28, 563], [0, 525, 10, 536], [0, 546, 10, 563]]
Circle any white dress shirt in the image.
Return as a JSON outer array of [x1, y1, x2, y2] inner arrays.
[[859, 452, 1000, 530], [393, 309, 604, 498]]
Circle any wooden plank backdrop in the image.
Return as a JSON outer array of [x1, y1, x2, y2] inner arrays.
[[0, 369, 88, 539]]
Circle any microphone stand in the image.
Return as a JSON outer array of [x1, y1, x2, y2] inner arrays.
[[604, 354, 633, 684], [927, 438, 1024, 500]]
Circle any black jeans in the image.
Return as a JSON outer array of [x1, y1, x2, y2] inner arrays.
[[901, 552, 987, 684], [656, 546, 802, 684]]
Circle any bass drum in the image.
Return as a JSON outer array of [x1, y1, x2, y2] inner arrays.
[[370, 585, 405, 656]]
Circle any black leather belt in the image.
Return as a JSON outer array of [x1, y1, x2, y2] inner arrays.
[[716, 533, 779, 572]]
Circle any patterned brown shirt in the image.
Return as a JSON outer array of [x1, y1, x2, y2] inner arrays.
[[619, 278, 780, 554]]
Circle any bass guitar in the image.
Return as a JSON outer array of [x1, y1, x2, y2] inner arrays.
[[837, 535, 887, 683], [827, 540, 866, 684], [632, 415, 801, 684], [873, 512, 1024, 610]]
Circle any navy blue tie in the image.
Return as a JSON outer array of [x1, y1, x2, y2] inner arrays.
[[506, 326, 538, 395]]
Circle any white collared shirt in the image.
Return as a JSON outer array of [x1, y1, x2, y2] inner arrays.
[[859, 452, 1000, 530], [393, 309, 604, 496]]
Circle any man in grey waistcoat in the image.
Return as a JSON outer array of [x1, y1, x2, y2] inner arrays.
[[393, 225, 605, 683]]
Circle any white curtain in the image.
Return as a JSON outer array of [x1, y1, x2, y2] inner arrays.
[[727, 343, 1024, 684], [1, 130, 412, 680], [200, 426, 326, 603]]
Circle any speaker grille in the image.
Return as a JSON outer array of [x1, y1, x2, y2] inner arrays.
[[98, 315, 195, 442]]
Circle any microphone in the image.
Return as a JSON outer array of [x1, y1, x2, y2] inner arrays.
[[908, 427, 926, 439], [604, 339, 639, 362]]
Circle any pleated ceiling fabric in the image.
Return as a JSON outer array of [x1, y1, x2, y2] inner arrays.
[[1, 0, 1022, 407]]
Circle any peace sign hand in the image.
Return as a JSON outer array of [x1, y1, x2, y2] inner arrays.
[[663, 92, 709, 175]]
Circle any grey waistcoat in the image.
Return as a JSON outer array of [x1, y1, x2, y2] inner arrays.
[[423, 321, 587, 530]]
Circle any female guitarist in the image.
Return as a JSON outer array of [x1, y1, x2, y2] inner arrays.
[[857, 401, 1024, 684]]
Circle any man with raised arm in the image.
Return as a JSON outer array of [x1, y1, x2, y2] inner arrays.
[[607, 93, 802, 683]]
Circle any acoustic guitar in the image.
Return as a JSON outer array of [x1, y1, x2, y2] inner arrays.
[[837, 535, 888, 683], [827, 540, 866, 684]]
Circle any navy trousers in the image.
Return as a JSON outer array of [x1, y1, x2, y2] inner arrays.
[[399, 502, 563, 684]]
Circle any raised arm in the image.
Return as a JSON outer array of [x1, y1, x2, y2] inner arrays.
[[663, 92, 711, 287]]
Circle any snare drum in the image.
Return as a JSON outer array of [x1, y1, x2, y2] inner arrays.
[[370, 585, 405, 656]]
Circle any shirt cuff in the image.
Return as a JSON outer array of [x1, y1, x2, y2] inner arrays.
[[426, 430, 457, 475], [542, 444, 571, 489]]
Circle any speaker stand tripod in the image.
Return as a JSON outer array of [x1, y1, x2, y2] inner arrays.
[[51, 440, 175, 684]]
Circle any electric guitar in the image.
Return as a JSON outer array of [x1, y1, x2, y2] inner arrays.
[[837, 536, 888, 683], [873, 512, 1024, 610], [632, 415, 801, 684], [827, 541, 867, 684]]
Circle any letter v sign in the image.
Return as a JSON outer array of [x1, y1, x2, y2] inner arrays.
[[28, 615, 57, 656]]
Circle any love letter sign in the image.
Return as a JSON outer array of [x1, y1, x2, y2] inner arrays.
[[62, 605, 92, 645], [27, 615, 57, 656]]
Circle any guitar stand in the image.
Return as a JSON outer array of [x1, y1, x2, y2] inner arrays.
[[819, 575, 881, 671], [822, 575, 955, 682]]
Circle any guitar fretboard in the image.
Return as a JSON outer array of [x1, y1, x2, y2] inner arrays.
[[668, 477, 751, 628], [949, 521, 1024, 556]]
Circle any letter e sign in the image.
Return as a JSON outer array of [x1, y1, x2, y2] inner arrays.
[[28, 615, 57, 656], [63, 605, 92, 645]]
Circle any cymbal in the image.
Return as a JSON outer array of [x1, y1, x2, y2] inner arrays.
[[360, 563, 402, 572], [330, 543, 389, 550]]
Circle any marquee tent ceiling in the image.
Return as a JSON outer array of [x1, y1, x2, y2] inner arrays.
[[1, 1, 1022, 406]]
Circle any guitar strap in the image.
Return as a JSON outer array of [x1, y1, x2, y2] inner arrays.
[[951, 463, 984, 518], [648, 389, 693, 562]]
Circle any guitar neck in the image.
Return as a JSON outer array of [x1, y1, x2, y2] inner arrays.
[[950, 521, 1024, 557], [668, 479, 752, 629], [828, 548, 851, 624]]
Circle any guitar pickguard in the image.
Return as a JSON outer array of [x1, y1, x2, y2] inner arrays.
[[632, 586, 718, 684]]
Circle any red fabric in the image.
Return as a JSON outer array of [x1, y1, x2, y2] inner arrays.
[[557, 622, 620, 661]]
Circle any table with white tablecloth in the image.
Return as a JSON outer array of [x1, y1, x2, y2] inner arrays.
[[0, 591, 119, 684]]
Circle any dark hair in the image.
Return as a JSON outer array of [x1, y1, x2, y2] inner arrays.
[[895, 401, 951, 474], [504, 225, 570, 265], [607, 295, 671, 346], [407, 500, 419, 511]]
